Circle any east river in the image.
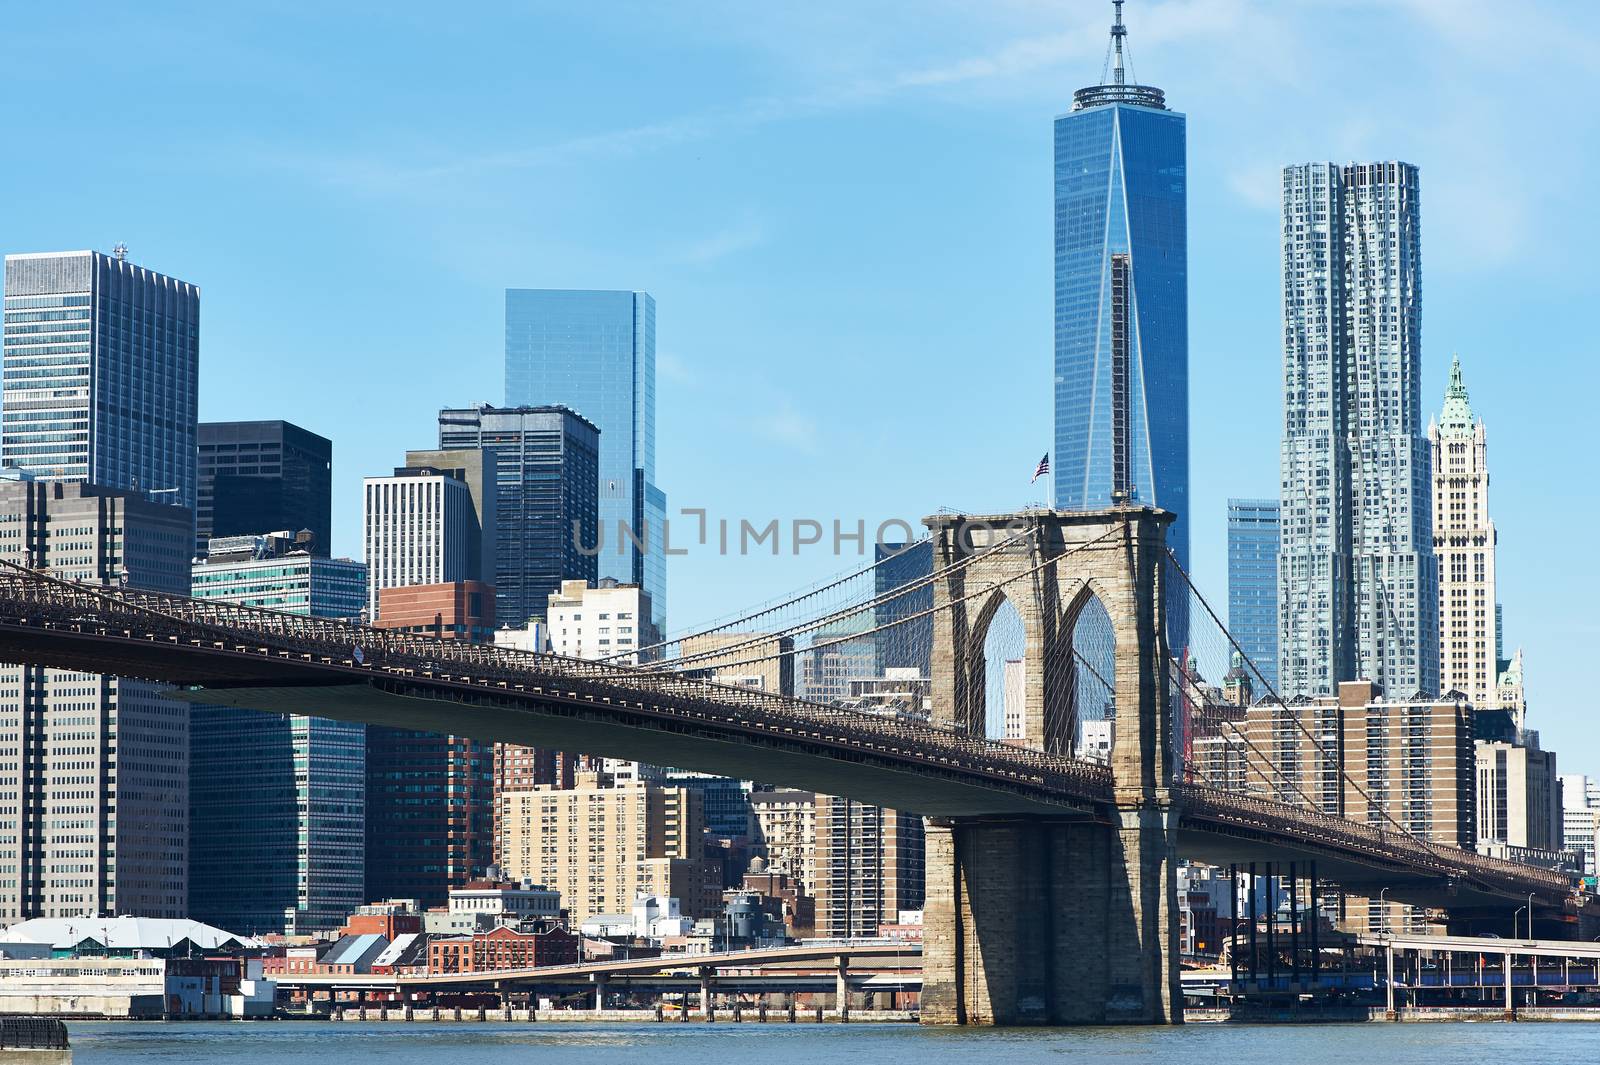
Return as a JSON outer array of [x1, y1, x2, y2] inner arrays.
[[63, 1019, 1600, 1064]]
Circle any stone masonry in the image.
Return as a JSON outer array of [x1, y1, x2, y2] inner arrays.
[[920, 508, 1181, 1025]]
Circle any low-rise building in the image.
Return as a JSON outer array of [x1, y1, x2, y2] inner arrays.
[[0, 956, 275, 1019], [427, 925, 578, 974]]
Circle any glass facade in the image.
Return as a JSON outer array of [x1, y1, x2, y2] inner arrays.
[[198, 420, 332, 558], [1279, 162, 1437, 698], [504, 290, 664, 634], [2, 251, 199, 523], [1053, 95, 1187, 569], [438, 405, 599, 629], [1226, 499, 1280, 692], [188, 553, 368, 935]]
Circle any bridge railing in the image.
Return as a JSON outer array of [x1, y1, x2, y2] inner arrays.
[[1181, 784, 1571, 897], [0, 565, 1115, 800]]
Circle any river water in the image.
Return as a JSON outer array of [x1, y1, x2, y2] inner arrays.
[[63, 1019, 1600, 1064]]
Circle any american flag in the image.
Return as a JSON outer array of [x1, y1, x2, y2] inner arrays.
[[1031, 453, 1050, 484]]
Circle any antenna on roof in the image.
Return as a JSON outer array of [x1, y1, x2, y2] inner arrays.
[[1111, 0, 1127, 86], [112, 243, 129, 262]]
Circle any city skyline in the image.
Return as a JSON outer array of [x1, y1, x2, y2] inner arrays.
[[1, 0, 1597, 781]]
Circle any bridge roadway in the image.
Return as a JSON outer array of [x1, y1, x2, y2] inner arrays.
[[0, 567, 1579, 916]]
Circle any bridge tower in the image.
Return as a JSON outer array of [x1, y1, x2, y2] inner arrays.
[[920, 507, 1181, 1025]]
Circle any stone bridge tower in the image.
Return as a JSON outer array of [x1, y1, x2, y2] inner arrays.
[[919, 507, 1182, 1025]]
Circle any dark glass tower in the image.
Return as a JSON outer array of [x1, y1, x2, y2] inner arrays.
[[198, 420, 333, 557], [1054, 3, 1188, 572], [438, 405, 599, 629]]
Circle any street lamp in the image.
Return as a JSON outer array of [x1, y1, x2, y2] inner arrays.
[[1378, 888, 1390, 938], [1513, 906, 1527, 941], [1526, 893, 1536, 941]]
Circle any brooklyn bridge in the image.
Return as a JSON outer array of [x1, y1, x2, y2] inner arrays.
[[0, 507, 1584, 1026]]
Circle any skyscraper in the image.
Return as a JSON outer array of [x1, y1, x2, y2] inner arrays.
[[0, 479, 194, 921], [1054, 5, 1187, 569], [188, 534, 368, 934], [363, 465, 478, 620], [874, 541, 932, 675], [1429, 356, 1497, 709], [504, 290, 665, 633], [438, 405, 599, 629], [1226, 499, 1280, 691], [2, 250, 199, 517], [1279, 162, 1438, 698], [198, 420, 332, 558]]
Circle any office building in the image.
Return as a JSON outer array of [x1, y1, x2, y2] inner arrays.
[[1227, 499, 1280, 691], [679, 632, 795, 696], [1475, 739, 1560, 855], [1430, 356, 1498, 709], [496, 774, 713, 924], [663, 771, 753, 840], [2, 249, 199, 518], [813, 796, 924, 939], [188, 535, 367, 934], [545, 577, 655, 662], [1002, 658, 1025, 741], [438, 405, 599, 629], [1561, 775, 1600, 876], [374, 582, 496, 641], [197, 420, 332, 558], [0, 480, 193, 921], [504, 289, 665, 632], [1053, 9, 1187, 569], [1279, 162, 1438, 698], [404, 448, 497, 586], [874, 541, 932, 674], [362, 572, 497, 909], [363, 465, 478, 619]]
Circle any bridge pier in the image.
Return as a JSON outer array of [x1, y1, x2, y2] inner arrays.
[[922, 809, 1178, 1025], [921, 508, 1180, 1026]]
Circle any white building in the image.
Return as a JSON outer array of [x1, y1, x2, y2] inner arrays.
[[1001, 658, 1025, 741], [425, 877, 562, 934], [362, 465, 475, 619], [494, 620, 550, 654], [1475, 739, 1560, 853], [546, 578, 653, 662], [1561, 774, 1600, 876], [1430, 356, 1499, 710], [1077, 720, 1114, 764]]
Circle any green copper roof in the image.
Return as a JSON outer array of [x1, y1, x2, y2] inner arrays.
[[1438, 353, 1476, 434]]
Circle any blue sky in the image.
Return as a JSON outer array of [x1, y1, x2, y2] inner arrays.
[[4, 1, 1599, 769]]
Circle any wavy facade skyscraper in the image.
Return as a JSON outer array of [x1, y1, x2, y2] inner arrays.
[[1279, 161, 1438, 698]]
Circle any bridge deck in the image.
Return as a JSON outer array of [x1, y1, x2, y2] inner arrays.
[[0, 567, 1577, 907]]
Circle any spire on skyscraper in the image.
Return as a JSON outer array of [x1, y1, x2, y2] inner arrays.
[[1076, 0, 1166, 111], [1438, 353, 1476, 434]]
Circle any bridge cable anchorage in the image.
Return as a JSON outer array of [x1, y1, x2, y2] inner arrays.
[[596, 534, 939, 664], [630, 526, 1124, 689], [619, 524, 1045, 674], [1161, 547, 1569, 900]]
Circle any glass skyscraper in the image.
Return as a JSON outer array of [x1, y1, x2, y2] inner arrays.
[[198, 420, 333, 558], [1279, 162, 1437, 697], [438, 405, 599, 629], [2, 249, 199, 518], [1227, 499, 1280, 692], [1053, 9, 1187, 571], [504, 289, 664, 633], [189, 541, 368, 935]]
